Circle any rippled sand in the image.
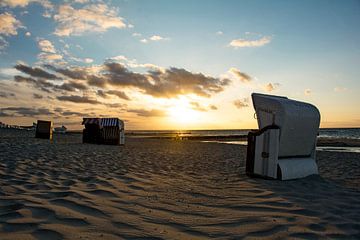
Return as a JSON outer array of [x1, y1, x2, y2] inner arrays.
[[0, 129, 359, 239]]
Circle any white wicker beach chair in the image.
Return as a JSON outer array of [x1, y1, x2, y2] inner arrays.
[[246, 93, 320, 180]]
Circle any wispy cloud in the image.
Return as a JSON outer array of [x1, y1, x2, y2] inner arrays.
[[128, 108, 166, 117], [15, 63, 59, 79], [1, 0, 54, 18], [0, 91, 15, 98], [54, 4, 127, 36], [149, 35, 169, 41], [97, 89, 130, 100], [37, 52, 63, 61], [228, 67, 252, 83], [57, 95, 100, 104], [33, 93, 43, 99], [229, 36, 271, 48], [216, 31, 223, 35], [263, 83, 280, 92], [140, 35, 170, 43], [132, 32, 141, 37], [233, 98, 249, 109], [190, 101, 208, 112], [0, 12, 23, 36], [209, 105, 218, 110], [36, 38, 64, 62], [0, 0, 53, 9], [190, 102, 218, 112], [38, 39, 56, 53], [0, 36, 8, 51], [1, 106, 53, 117], [0, 12, 23, 51], [334, 87, 347, 92], [304, 89, 311, 96]]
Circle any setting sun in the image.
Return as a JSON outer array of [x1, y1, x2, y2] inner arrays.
[[168, 99, 200, 124]]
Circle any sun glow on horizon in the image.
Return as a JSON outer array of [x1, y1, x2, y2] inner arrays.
[[168, 98, 201, 124]]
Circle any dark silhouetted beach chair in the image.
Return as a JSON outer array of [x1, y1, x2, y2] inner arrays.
[[35, 120, 53, 140], [82, 118, 125, 145], [246, 93, 320, 180]]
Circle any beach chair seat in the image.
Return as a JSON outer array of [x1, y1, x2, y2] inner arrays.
[[246, 93, 320, 180]]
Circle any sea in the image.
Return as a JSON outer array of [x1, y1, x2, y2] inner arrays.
[[127, 128, 360, 140], [127, 128, 360, 153]]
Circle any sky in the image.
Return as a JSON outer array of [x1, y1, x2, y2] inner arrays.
[[0, 0, 359, 130]]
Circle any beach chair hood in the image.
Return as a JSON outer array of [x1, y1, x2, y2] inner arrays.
[[246, 93, 320, 180]]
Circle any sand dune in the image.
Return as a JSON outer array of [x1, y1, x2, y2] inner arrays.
[[0, 129, 359, 239]]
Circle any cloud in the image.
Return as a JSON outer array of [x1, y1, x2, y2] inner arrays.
[[14, 75, 54, 93], [128, 108, 166, 117], [103, 62, 231, 98], [233, 98, 249, 109], [104, 103, 127, 109], [229, 36, 271, 48], [0, 67, 20, 78], [84, 58, 93, 63], [56, 81, 88, 91], [149, 35, 169, 41], [14, 64, 59, 79], [216, 31, 223, 35], [57, 95, 100, 104], [41, 61, 231, 99], [33, 93, 43, 99], [263, 83, 280, 92], [13, 58, 231, 103], [0, 111, 11, 117], [140, 35, 170, 43], [0, 0, 53, 9], [37, 52, 63, 61], [0, 12, 23, 36], [144, 67, 231, 98], [0, 0, 31, 7], [132, 32, 141, 37], [334, 87, 347, 92], [209, 105, 218, 110], [69, 56, 93, 64], [106, 90, 130, 100], [0, 36, 9, 51], [108, 55, 165, 72], [54, 4, 126, 36], [38, 39, 56, 53], [190, 102, 208, 112], [14, 74, 87, 93], [0, 91, 15, 98], [104, 61, 148, 87], [229, 67, 252, 83], [1, 106, 53, 117], [36, 39, 63, 62], [44, 64, 91, 80], [304, 89, 311, 96], [73, 0, 89, 3]]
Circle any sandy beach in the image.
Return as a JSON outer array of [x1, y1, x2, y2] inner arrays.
[[0, 129, 359, 239]]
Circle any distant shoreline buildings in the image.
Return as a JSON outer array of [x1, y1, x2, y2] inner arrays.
[[0, 121, 66, 133]]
